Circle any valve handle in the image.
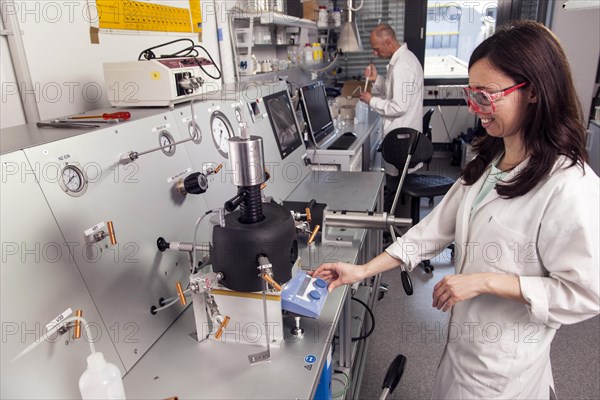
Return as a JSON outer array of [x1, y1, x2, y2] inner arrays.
[[401, 271, 413, 296], [261, 274, 282, 292], [215, 316, 231, 340], [308, 224, 321, 245], [305, 207, 312, 222], [176, 282, 187, 305], [214, 163, 223, 173], [106, 221, 117, 245], [74, 309, 83, 339]]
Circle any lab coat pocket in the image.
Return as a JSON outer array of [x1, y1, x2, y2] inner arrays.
[[481, 217, 538, 276], [453, 327, 519, 396]]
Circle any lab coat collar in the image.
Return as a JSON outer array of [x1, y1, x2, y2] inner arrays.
[[473, 157, 530, 214], [457, 157, 530, 273], [387, 43, 407, 70]]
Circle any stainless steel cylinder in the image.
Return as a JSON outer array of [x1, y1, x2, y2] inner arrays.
[[324, 210, 412, 230], [228, 136, 266, 187]]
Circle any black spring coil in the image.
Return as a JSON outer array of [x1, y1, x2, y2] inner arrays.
[[239, 185, 264, 224]]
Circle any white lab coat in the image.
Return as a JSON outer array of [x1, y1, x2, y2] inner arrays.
[[370, 44, 423, 176], [386, 156, 600, 399]]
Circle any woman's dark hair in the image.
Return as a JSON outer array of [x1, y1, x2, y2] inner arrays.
[[461, 20, 588, 198]]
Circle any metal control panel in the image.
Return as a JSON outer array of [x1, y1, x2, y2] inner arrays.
[[1, 81, 312, 398]]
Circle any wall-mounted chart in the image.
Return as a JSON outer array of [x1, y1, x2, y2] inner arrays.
[[95, 0, 202, 34]]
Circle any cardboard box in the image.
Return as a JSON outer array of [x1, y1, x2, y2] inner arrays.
[[303, 0, 319, 21], [341, 80, 373, 98], [336, 96, 358, 120]]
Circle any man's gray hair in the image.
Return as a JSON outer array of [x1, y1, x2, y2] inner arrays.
[[373, 24, 397, 40]]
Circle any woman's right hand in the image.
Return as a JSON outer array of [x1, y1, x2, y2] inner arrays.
[[309, 262, 365, 293]]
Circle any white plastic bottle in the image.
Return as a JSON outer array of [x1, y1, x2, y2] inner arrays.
[[79, 352, 126, 400], [355, 100, 369, 123], [303, 43, 313, 65]]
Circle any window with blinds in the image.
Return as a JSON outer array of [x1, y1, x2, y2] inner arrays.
[[338, 0, 406, 79]]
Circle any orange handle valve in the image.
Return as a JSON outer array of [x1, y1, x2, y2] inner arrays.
[[106, 221, 117, 246], [262, 274, 282, 292], [74, 309, 83, 339], [308, 224, 321, 245], [214, 163, 223, 174], [305, 207, 312, 222], [214, 316, 231, 340], [176, 282, 187, 306]]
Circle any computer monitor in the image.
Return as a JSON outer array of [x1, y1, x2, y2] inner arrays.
[[263, 90, 304, 160], [299, 81, 335, 148]]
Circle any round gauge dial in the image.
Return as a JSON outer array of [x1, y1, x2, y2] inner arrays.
[[59, 164, 88, 197], [158, 130, 176, 156], [188, 120, 202, 144], [210, 111, 234, 158]]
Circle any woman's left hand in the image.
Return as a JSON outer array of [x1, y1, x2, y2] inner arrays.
[[432, 273, 487, 312]]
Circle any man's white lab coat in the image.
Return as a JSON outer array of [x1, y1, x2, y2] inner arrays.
[[385, 157, 600, 398]]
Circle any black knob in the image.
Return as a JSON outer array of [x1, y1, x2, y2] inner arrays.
[[401, 270, 413, 296], [157, 237, 169, 252], [224, 190, 247, 212], [382, 354, 407, 394], [183, 172, 208, 195]]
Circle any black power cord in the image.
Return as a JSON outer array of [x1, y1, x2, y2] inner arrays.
[[350, 297, 375, 342], [138, 38, 222, 80], [332, 296, 376, 343]]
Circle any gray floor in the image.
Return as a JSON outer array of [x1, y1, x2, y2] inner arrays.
[[357, 155, 600, 399]]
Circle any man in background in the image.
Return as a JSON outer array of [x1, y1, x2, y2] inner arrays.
[[360, 23, 424, 214]]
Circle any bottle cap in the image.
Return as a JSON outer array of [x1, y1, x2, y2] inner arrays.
[[86, 352, 107, 372]]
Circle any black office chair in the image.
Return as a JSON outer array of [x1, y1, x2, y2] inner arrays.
[[381, 128, 455, 273]]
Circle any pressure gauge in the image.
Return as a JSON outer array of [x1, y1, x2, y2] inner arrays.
[[59, 164, 88, 197], [158, 130, 176, 156], [188, 120, 202, 144], [210, 111, 234, 158]]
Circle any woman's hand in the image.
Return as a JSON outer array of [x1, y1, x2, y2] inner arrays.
[[432, 273, 487, 312], [309, 262, 365, 293], [432, 273, 526, 312]]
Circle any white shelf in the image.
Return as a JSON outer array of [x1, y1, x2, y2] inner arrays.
[[232, 11, 317, 29]]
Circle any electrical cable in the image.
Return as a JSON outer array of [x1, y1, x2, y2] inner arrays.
[[137, 38, 222, 80], [192, 210, 215, 275], [334, 297, 376, 343], [331, 369, 351, 398], [351, 296, 375, 341]]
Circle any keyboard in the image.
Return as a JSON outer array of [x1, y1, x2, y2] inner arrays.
[[328, 132, 357, 150]]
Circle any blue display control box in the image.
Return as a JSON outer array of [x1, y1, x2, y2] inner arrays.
[[281, 271, 329, 318]]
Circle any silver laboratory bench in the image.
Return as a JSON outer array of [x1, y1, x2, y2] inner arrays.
[[306, 111, 383, 172], [123, 171, 384, 399]]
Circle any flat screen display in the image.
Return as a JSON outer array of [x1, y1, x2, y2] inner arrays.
[[299, 81, 335, 148], [263, 90, 304, 160]]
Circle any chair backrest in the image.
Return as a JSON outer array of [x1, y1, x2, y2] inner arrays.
[[423, 108, 435, 141], [381, 128, 434, 172]]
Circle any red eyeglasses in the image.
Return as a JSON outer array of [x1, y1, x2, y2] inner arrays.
[[463, 82, 529, 114]]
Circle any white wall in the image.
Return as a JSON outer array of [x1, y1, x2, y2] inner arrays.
[[0, 0, 222, 129], [0, 12, 27, 127], [550, 2, 600, 122]]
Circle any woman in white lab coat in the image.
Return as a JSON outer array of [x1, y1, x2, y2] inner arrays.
[[312, 21, 599, 399]]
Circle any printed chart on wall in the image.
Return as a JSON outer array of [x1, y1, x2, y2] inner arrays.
[[93, 0, 202, 34]]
